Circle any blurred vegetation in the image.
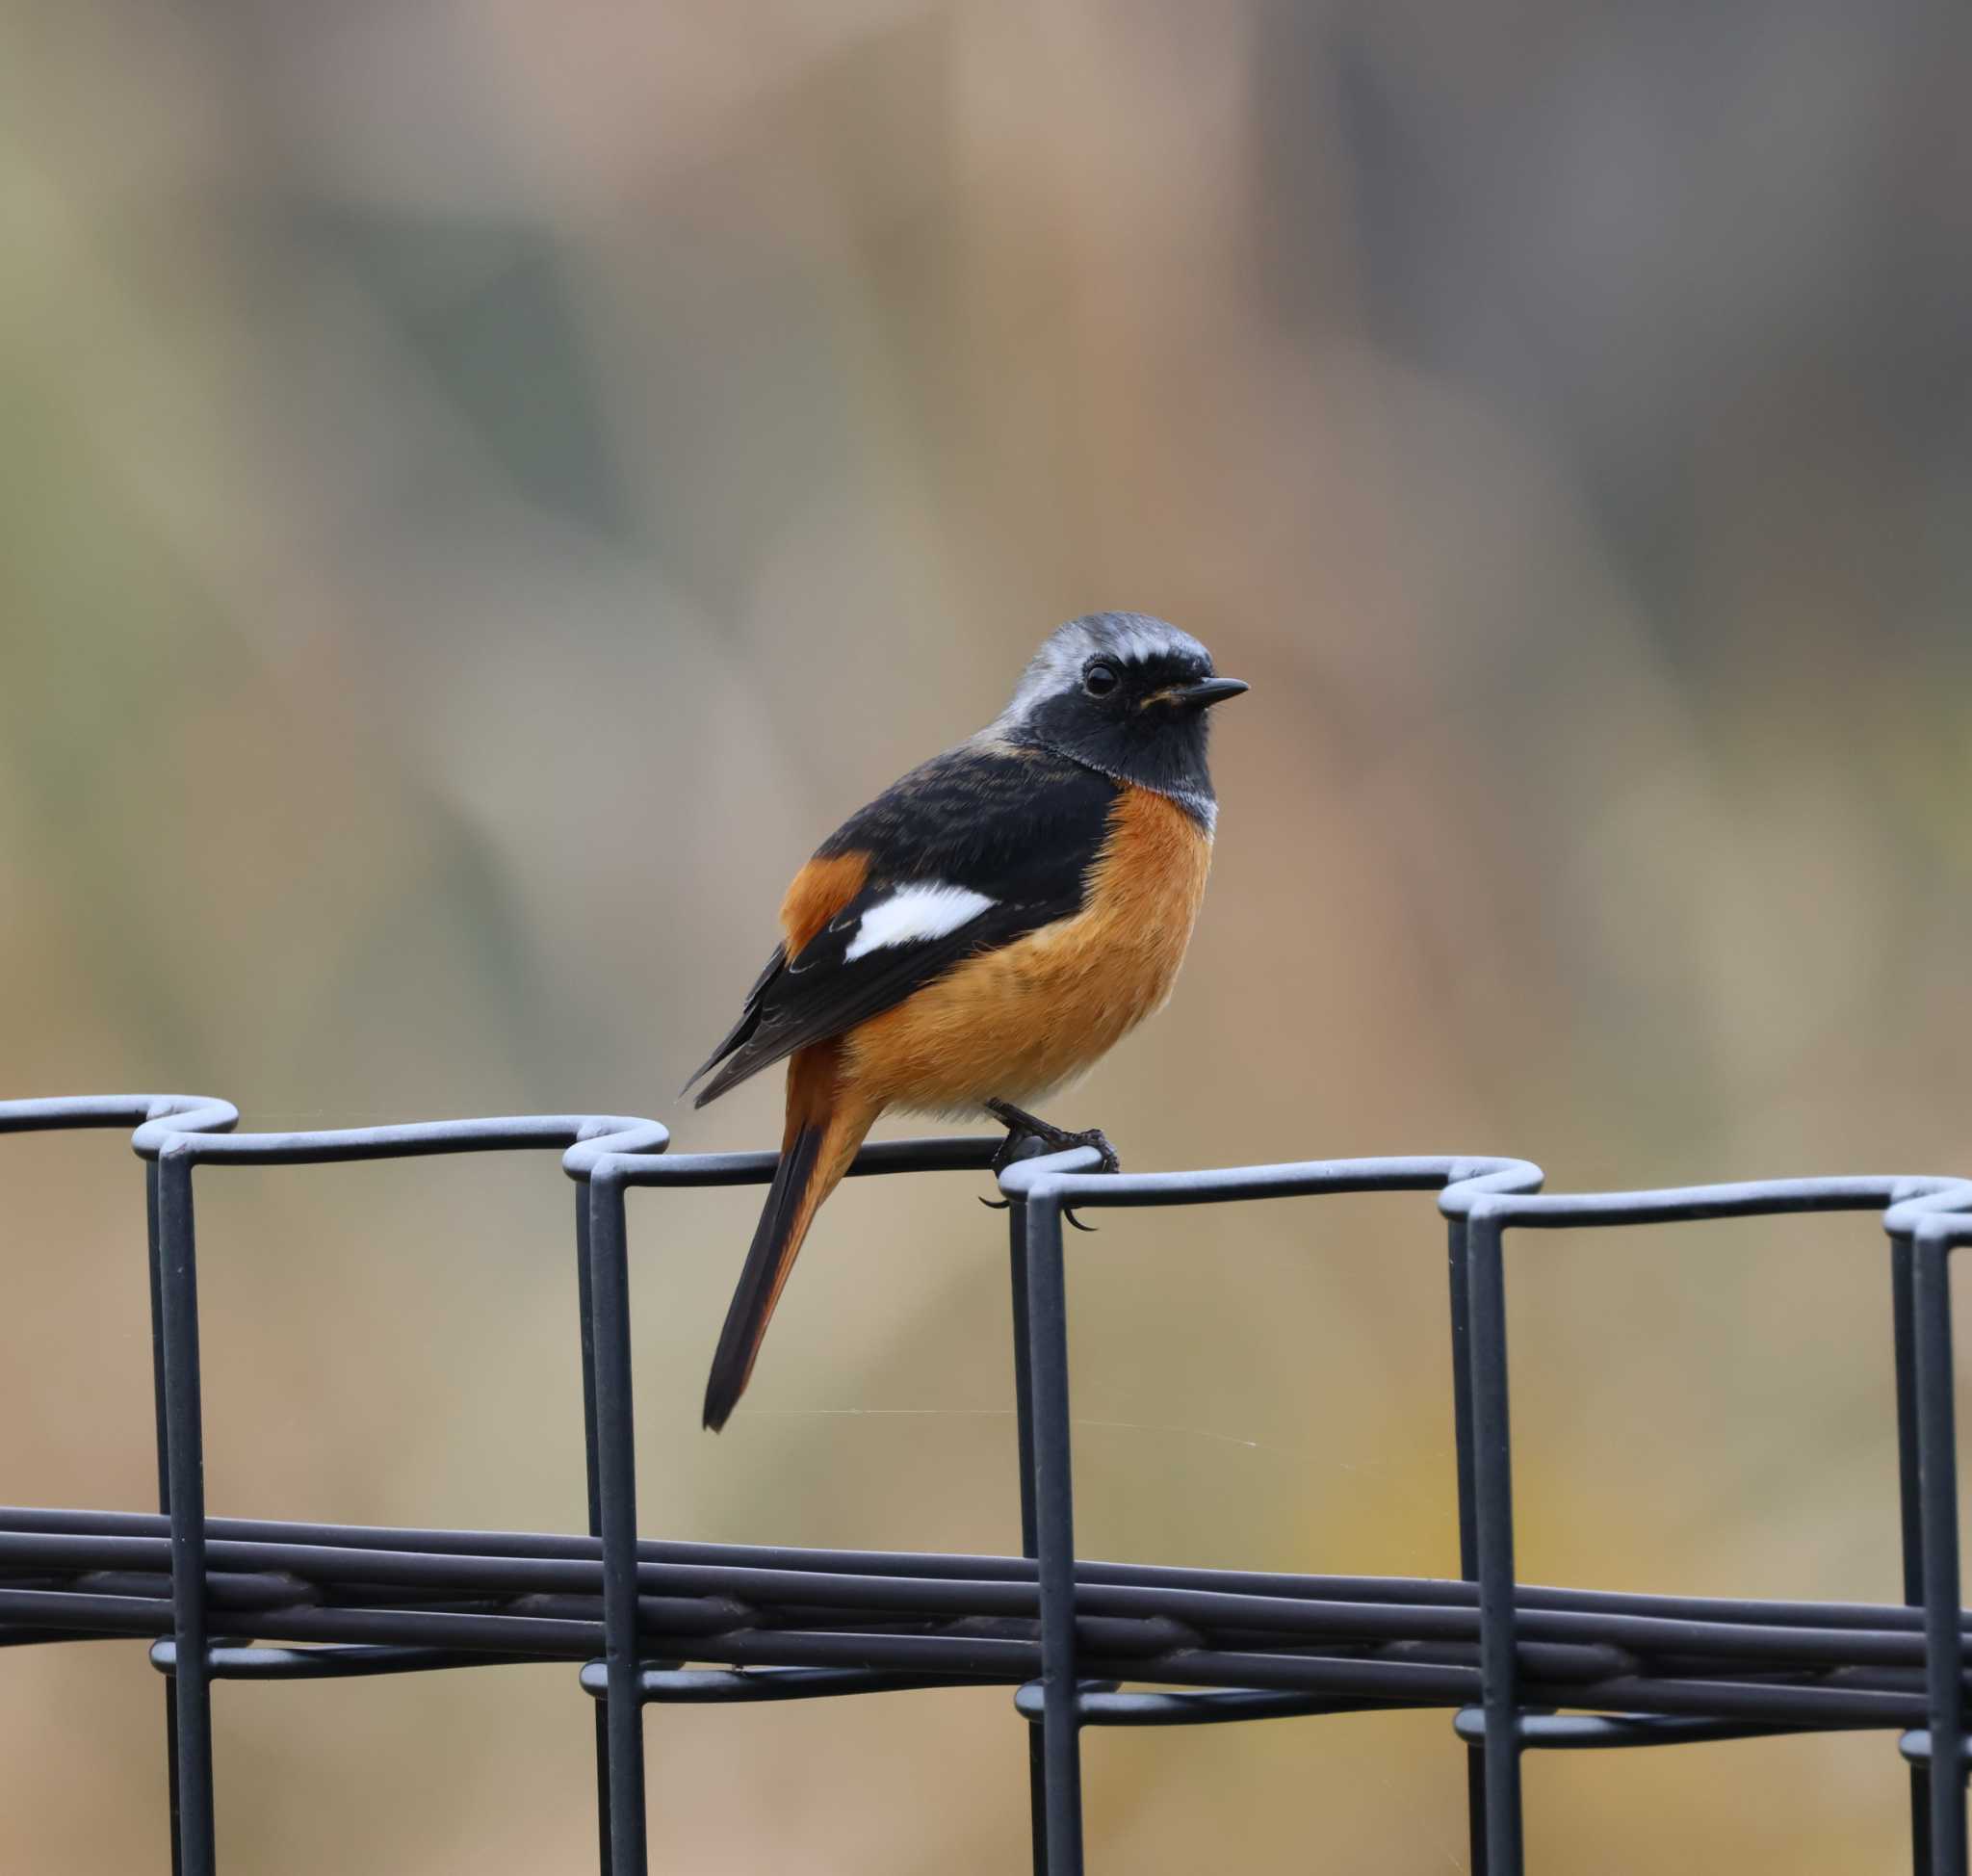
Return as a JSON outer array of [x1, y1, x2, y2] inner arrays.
[[3, 2, 1970, 1869]]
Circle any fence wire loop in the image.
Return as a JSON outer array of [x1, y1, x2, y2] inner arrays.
[[1, 1094, 1969, 1875]]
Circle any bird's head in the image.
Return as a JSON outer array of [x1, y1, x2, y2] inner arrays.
[[990, 612, 1247, 827]]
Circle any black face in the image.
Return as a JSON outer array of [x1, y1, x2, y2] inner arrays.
[[1017, 649, 1243, 811]]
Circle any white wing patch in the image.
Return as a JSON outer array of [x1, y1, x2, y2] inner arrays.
[[843, 883, 996, 962]]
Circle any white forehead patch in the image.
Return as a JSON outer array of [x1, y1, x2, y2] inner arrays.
[[1095, 615, 1197, 666], [843, 883, 996, 961]]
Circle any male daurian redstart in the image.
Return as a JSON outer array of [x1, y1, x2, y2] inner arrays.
[[685, 612, 1246, 1431]]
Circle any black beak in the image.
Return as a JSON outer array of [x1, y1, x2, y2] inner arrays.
[[1172, 677, 1249, 708]]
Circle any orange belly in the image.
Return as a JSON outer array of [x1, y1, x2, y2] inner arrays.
[[844, 785, 1213, 1115]]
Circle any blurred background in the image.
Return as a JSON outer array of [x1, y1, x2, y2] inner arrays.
[[4, 0, 1970, 1868]]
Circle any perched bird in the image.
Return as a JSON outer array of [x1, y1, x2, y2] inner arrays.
[[685, 612, 1246, 1431]]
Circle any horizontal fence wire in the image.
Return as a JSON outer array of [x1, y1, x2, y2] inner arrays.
[[1, 1094, 1970, 1875]]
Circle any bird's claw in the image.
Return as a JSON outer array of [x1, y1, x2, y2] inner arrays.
[[1058, 1126, 1121, 1177], [980, 1190, 1098, 1230], [987, 1126, 1026, 1181], [983, 1102, 1120, 1230]]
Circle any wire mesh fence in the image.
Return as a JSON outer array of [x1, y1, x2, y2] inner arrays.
[[3, 1092, 1970, 1875]]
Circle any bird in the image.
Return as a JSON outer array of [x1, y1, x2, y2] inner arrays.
[[684, 612, 1247, 1431]]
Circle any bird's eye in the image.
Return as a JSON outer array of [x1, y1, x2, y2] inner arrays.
[[1083, 661, 1120, 697]]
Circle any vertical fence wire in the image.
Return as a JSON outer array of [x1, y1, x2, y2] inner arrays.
[[0, 1097, 1968, 1875]]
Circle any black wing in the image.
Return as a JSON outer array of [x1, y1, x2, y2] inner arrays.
[[680, 945, 785, 1098], [686, 742, 1117, 1107]]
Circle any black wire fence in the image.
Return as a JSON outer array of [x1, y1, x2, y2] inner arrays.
[[3, 1093, 1971, 1875]]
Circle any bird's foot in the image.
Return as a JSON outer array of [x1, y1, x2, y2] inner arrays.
[[979, 1100, 1120, 1231]]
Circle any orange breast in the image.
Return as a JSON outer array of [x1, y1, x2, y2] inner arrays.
[[845, 786, 1213, 1115]]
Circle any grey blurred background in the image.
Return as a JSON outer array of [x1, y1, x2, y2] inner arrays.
[[4, 1, 1970, 1868]]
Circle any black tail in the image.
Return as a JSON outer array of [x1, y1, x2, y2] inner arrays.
[[702, 1121, 829, 1432]]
